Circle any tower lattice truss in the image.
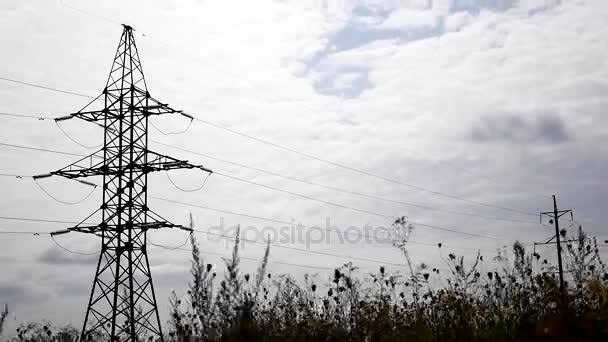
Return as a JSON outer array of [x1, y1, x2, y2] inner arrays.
[[46, 25, 211, 341]]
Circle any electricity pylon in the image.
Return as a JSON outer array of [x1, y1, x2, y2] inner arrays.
[[539, 195, 573, 292], [37, 25, 211, 341]]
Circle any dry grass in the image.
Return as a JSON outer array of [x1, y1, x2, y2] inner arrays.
[[166, 222, 608, 342], [5, 222, 607, 341]]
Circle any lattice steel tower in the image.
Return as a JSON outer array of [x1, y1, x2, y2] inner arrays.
[[41, 25, 211, 341]]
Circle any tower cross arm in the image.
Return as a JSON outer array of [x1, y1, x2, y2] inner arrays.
[[35, 150, 105, 179], [67, 222, 189, 235], [44, 150, 212, 180], [55, 90, 189, 125], [56, 101, 184, 123], [147, 150, 213, 174], [65, 207, 193, 236], [57, 109, 108, 123], [142, 95, 192, 119]]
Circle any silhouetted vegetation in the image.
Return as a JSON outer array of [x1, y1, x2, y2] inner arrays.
[[4, 222, 608, 341], [0, 304, 8, 337], [165, 222, 608, 342]]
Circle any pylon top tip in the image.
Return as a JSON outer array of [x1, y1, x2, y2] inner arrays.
[[122, 24, 134, 31]]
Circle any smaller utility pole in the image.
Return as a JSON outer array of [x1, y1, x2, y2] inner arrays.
[[540, 195, 572, 292]]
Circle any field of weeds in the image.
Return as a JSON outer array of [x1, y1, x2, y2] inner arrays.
[[4, 222, 608, 342]]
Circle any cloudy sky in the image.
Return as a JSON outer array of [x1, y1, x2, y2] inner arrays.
[[0, 0, 607, 332]]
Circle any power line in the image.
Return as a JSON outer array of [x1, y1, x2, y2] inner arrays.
[[0, 214, 403, 269], [150, 243, 337, 271], [3, 110, 108, 137], [0, 142, 507, 240], [0, 112, 51, 120], [20, 232, 399, 271], [191, 228, 497, 269], [0, 111, 539, 225], [0, 170, 98, 205], [165, 171, 211, 193], [149, 117, 194, 135], [0, 173, 29, 178], [0, 76, 95, 99], [33, 178, 98, 205], [60, 0, 123, 26], [152, 195, 397, 241], [0, 216, 405, 268], [1, 110, 108, 131], [0, 141, 88, 158], [151, 195, 403, 243], [51, 235, 99, 256], [0, 212, 487, 267], [2, 166, 508, 246], [147, 233, 191, 250], [189, 114, 536, 217], [13, 176, 501, 247], [0, 215, 79, 224], [0, 225, 410, 271], [214, 171, 393, 219], [0, 161, 504, 244], [0, 185, 493, 255], [0, 230, 49, 235], [54, 120, 102, 149], [212, 171, 503, 240], [5, 179, 503, 254], [152, 140, 537, 225], [190, 228, 407, 268], [0, 76, 536, 217], [0, 227, 337, 270], [150, 196, 502, 252]]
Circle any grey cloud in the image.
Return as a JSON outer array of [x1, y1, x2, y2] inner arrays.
[[470, 113, 571, 144], [0, 284, 29, 300], [57, 281, 91, 297], [0, 256, 16, 263], [149, 266, 190, 287], [37, 247, 98, 266], [0, 282, 48, 305]]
